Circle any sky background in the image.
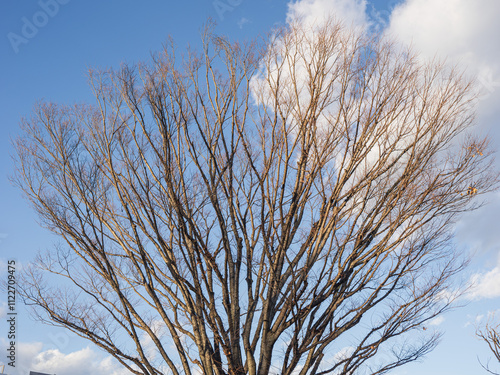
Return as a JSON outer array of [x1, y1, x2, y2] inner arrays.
[[0, 0, 499, 374]]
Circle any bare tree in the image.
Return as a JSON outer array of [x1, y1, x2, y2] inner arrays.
[[13, 20, 498, 375], [478, 317, 500, 374]]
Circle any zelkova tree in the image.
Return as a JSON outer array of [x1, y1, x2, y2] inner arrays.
[[14, 21, 498, 375]]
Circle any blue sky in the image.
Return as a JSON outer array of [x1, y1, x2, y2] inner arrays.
[[1, 0, 500, 374]]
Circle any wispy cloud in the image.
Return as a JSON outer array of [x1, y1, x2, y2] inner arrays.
[[237, 17, 250, 29], [428, 316, 445, 326], [468, 266, 500, 300], [387, 0, 500, 112]]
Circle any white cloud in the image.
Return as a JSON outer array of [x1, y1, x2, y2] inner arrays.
[[333, 346, 355, 362], [280, 0, 500, 148], [465, 313, 485, 328], [280, 2, 500, 158], [292, 364, 304, 375], [286, 0, 368, 29], [428, 316, 445, 326], [468, 266, 500, 300], [274, 0, 500, 306], [387, 0, 500, 302], [1, 341, 133, 375], [476, 314, 485, 324], [387, 0, 500, 115], [139, 319, 169, 362], [465, 310, 500, 328], [237, 17, 250, 29], [388, 0, 499, 59]]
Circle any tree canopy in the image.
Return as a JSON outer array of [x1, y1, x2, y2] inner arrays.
[[13, 21, 498, 375]]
